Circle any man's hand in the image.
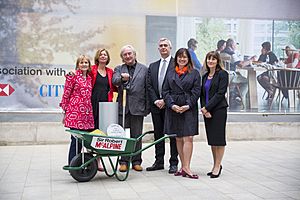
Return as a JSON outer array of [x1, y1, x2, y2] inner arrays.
[[155, 99, 165, 109], [121, 73, 130, 81]]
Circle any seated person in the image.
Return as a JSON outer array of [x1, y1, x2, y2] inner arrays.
[[256, 41, 278, 100], [285, 44, 300, 69], [221, 38, 255, 108], [280, 45, 300, 99], [216, 39, 226, 54], [221, 38, 255, 71]]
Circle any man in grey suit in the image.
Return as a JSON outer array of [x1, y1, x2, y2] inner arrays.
[[112, 45, 150, 172], [146, 38, 178, 174]]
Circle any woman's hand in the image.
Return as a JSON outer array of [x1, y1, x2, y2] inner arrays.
[[201, 107, 212, 118], [172, 105, 181, 113], [172, 105, 189, 114], [180, 105, 190, 113], [66, 70, 75, 77], [201, 107, 207, 115], [204, 112, 212, 118], [62, 113, 66, 124]]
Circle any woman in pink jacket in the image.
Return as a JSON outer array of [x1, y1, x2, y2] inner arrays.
[[60, 55, 94, 165]]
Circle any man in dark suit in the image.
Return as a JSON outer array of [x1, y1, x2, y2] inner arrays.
[[112, 45, 150, 172], [146, 38, 178, 174]]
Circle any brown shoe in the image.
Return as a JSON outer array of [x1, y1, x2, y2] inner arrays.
[[119, 164, 128, 172], [132, 164, 143, 171]]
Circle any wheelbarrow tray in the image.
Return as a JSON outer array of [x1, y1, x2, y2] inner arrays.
[[63, 129, 174, 182], [67, 129, 137, 156]]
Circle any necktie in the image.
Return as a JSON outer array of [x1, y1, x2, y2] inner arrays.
[[158, 59, 167, 98]]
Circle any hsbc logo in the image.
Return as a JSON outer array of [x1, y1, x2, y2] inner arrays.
[[0, 84, 15, 96]]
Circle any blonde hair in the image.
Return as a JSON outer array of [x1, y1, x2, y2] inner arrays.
[[94, 49, 110, 65], [76, 55, 91, 73]]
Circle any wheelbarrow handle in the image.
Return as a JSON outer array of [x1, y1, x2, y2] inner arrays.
[[136, 130, 154, 141], [136, 131, 176, 141], [130, 134, 173, 157]]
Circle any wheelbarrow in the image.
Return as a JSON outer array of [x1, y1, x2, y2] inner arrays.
[[63, 129, 175, 182]]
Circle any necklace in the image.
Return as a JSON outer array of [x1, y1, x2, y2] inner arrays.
[[98, 67, 106, 76], [208, 74, 214, 78]]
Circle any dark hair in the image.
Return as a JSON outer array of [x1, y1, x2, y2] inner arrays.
[[203, 51, 224, 73], [261, 42, 271, 51], [226, 38, 235, 48], [217, 40, 226, 50], [94, 49, 110, 65], [174, 48, 193, 72], [187, 38, 198, 48]]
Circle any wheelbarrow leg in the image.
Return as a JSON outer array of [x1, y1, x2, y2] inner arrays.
[[99, 156, 116, 177], [114, 156, 131, 181]]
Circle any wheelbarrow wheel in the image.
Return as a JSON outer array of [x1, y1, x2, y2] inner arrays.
[[69, 153, 97, 182]]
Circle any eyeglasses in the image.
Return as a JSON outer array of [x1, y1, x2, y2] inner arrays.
[[159, 44, 169, 47]]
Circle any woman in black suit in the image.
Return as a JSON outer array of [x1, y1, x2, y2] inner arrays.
[[163, 48, 201, 179], [200, 51, 229, 178]]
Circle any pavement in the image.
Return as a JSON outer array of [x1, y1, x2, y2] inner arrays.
[[1, 140, 300, 200]]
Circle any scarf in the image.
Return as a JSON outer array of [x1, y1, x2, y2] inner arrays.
[[175, 66, 188, 76]]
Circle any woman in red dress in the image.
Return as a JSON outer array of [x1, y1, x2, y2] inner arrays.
[[60, 55, 94, 165]]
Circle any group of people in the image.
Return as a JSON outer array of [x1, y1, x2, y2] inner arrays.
[[217, 38, 300, 108], [59, 37, 233, 180], [257, 43, 300, 103]]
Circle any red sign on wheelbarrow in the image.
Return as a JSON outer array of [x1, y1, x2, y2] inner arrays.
[[91, 136, 127, 151]]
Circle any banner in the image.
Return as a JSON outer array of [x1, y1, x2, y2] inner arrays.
[[0, 64, 72, 111]]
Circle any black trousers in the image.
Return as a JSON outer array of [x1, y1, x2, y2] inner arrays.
[[68, 128, 93, 165], [151, 109, 178, 167], [68, 135, 82, 165], [118, 113, 144, 166]]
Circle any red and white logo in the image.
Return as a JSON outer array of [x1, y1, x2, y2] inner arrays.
[[0, 84, 15, 96]]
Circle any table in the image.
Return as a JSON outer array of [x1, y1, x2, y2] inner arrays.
[[238, 65, 266, 109]]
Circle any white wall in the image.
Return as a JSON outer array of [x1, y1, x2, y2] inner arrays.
[[178, 0, 300, 20]]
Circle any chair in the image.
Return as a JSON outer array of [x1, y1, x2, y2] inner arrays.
[[269, 68, 300, 110], [222, 58, 245, 110]]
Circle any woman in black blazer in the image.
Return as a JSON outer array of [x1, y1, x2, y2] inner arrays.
[[200, 51, 229, 178]]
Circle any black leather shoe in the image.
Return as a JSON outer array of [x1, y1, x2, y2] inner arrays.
[[146, 163, 164, 171], [168, 165, 178, 174], [207, 172, 212, 176]]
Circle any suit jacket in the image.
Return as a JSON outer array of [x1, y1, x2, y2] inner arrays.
[[147, 57, 174, 114], [200, 69, 229, 112], [112, 62, 150, 116]]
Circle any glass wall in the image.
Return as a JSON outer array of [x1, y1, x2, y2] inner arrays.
[[0, 0, 299, 113], [175, 17, 300, 112]]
